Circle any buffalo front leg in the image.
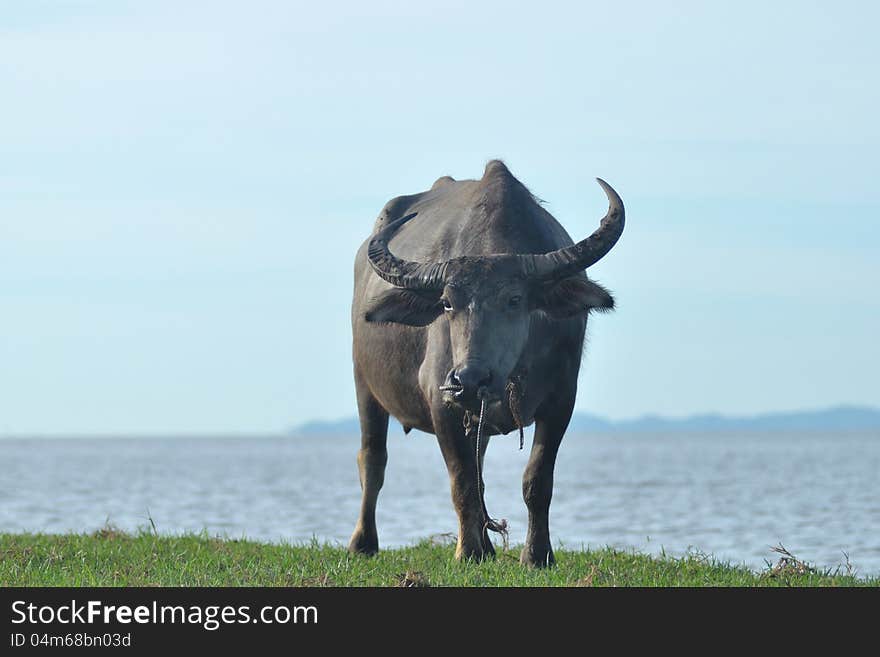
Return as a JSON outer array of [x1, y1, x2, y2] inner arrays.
[[434, 412, 495, 561], [520, 391, 575, 567], [348, 373, 390, 556]]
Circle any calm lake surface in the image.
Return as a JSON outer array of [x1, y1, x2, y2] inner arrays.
[[2, 431, 878, 574]]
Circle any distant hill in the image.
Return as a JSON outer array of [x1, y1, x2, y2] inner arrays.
[[291, 405, 880, 435]]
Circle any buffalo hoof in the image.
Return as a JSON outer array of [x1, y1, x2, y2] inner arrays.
[[348, 530, 379, 557], [455, 540, 496, 563], [520, 544, 555, 568]]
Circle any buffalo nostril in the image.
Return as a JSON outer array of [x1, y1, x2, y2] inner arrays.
[[439, 370, 464, 395], [455, 366, 493, 396]]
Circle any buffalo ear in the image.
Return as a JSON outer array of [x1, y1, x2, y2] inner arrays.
[[534, 277, 615, 319], [364, 288, 443, 326]]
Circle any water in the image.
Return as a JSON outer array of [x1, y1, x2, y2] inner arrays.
[[2, 431, 878, 575]]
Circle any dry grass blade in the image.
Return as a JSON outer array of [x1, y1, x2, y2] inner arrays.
[[427, 532, 457, 546], [575, 565, 599, 587], [92, 522, 124, 540], [765, 543, 816, 578], [301, 573, 333, 586], [397, 570, 430, 587]]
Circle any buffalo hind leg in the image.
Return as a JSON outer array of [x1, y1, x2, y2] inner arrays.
[[521, 390, 575, 567], [348, 373, 390, 556], [434, 411, 495, 561]]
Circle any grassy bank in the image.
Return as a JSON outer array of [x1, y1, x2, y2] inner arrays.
[[1, 530, 875, 586]]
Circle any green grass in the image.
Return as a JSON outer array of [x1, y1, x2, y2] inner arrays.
[[1, 530, 876, 586]]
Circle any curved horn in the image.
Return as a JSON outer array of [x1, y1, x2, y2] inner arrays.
[[367, 212, 449, 289], [519, 178, 625, 281]]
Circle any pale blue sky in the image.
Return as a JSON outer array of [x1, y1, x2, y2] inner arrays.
[[1, 1, 878, 434]]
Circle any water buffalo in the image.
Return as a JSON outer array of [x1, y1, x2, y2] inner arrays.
[[349, 160, 624, 566]]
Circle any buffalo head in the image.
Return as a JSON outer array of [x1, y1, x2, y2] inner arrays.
[[363, 178, 624, 412]]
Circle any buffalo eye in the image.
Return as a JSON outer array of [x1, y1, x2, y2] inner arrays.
[[508, 295, 522, 308], [442, 298, 453, 312]]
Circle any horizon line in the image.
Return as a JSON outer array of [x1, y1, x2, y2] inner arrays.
[[5, 403, 878, 440]]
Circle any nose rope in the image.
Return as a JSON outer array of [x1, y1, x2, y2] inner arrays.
[[506, 376, 526, 450], [442, 374, 525, 550], [474, 396, 509, 548]]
